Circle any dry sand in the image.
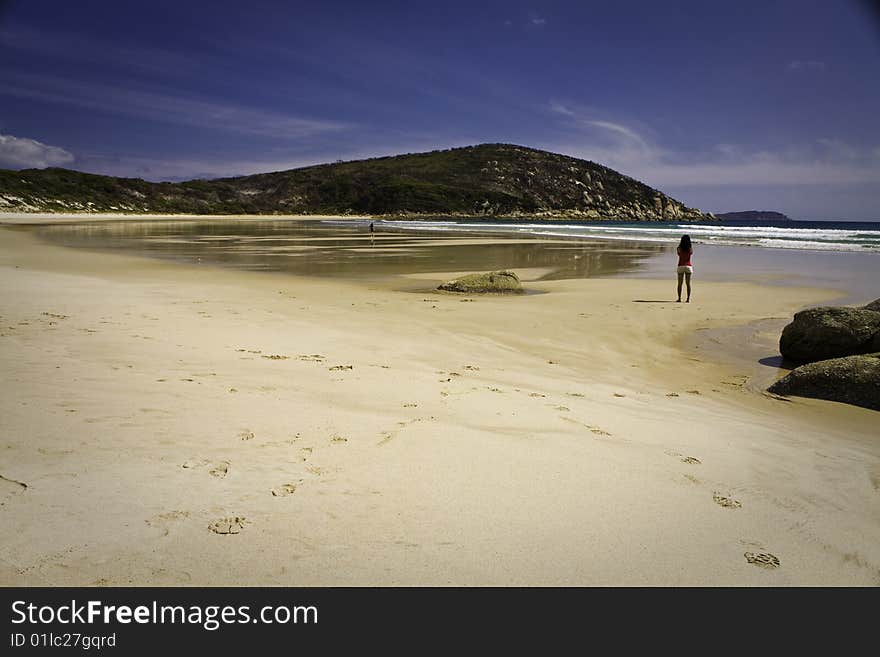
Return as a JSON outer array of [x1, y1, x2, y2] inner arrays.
[[1, 225, 878, 586]]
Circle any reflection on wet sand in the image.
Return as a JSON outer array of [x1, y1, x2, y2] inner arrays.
[[30, 219, 669, 286]]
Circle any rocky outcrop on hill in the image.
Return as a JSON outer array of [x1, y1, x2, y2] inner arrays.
[[778, 304, 880, 363], [437, 271, 524, 294], [0, 144, 713, 220], [768, 354, 880, 411]]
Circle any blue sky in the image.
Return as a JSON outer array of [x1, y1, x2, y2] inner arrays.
[[1, 0, 878, 219]]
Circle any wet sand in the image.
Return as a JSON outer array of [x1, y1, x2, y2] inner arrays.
[[1, 222, 878, 585]]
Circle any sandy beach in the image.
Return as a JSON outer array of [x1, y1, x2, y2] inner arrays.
[[1, 220, 878, 586]]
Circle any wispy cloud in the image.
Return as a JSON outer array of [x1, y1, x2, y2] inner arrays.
[[787, 60, 826, 72], [0, 134, 74, 169], [548, 101, 575, 117], [544, 100, 880, 188], [529, 13, 547, 26], [74, 139, 478, 181], [548, 101, 659, 166], [0, 25, 206, 82], [583, 120, 651, 151], [0, 71, 348, 140]]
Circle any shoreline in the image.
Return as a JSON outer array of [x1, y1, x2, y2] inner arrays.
[[0, 211, 722, 224], [1, 225, 878, 585], [0, 212, 374, 225]]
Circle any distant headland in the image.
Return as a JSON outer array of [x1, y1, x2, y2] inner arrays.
[[715, 210, 792, 222]]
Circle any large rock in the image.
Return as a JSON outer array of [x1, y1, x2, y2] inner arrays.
[[767, 354, 880, 411], [438, 270, 524, 294], [779, 306, 880, 363], [863, 298, 880, 312]]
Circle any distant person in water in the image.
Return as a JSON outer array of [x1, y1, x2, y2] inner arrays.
[[369, 222, 375, 243], [676, 234, 693, 303]]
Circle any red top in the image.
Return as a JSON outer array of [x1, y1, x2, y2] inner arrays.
[[677, 247, 692, 267]]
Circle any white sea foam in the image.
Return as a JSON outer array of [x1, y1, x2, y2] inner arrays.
[[379, 220, 880, 253]]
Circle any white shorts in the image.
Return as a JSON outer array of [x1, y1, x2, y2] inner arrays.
[[677, 266, 693, 275]]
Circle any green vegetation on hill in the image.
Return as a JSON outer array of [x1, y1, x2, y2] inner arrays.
[[0, 143, 711, 221]]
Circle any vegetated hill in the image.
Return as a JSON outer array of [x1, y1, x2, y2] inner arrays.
[[716, 210, 792, 222], [0, 143, 711, 221]]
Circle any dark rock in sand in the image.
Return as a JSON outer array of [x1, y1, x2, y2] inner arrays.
[[437, 270, 524, 294], [779, 306, 880, 363], [767, 353, 880, 411]]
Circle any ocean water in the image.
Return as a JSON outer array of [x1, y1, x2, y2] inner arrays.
[[22, 216, 880, 305], [371, 218, 880, 304], [376, 219, 880, 253]]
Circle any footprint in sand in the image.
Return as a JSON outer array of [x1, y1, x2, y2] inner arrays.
[[208, 517, 248, 535], [666, 392, 680, 397], [329, 365, 353, 371], [271, 483, 298, 497], [560, 417, 611, 437], [146, 511, 190, 536], [681, 457, 702, 465], [298, 354, 326, 362], [403, 403, 418, 408], [554, 405, 570, 412], [181, 459, 230, 478], [529, 392, 546, 398], [744, 552, 780, 569], [713, 492, 742, 509], [463, 365, 480, 371], [238, 430, 255, 441], [261, 354, 289, 360], [330, 435, 348, 444], [209, 462, 229, 478], [613, 393, 626, 398]]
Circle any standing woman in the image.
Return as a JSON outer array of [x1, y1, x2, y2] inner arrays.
[[676, 234, 693, 303]]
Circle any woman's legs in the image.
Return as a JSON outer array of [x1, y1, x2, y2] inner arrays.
[[677, 272, 684, 301], [685, 272, 692, 302]]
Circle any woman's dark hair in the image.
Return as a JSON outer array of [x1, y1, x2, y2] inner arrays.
[[679, 234, 692, 251]]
